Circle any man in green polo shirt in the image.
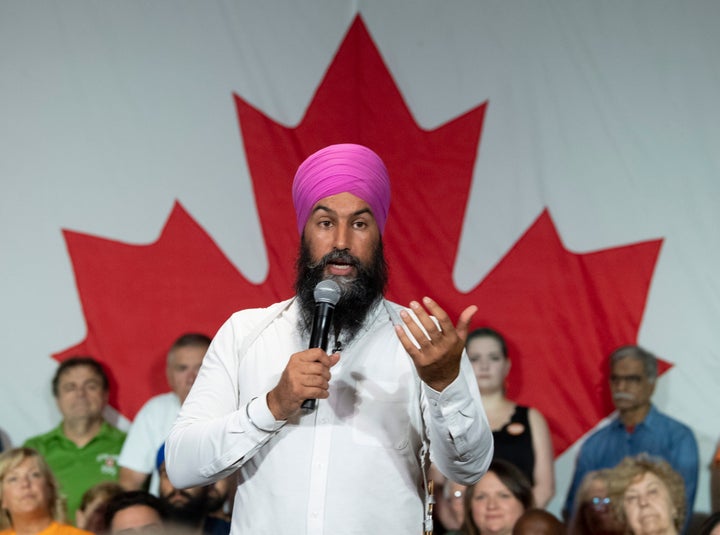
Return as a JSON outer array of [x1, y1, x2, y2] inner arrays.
[[24, 356, 126, 523]]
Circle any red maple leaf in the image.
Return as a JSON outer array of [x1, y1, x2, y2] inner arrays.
[[55, 16, 663, 454]]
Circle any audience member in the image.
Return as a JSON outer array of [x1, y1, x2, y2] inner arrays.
[[201, 476, 232, 535], [155, 445, 220, 535], [75, 481, 123, 533], [103, 491, 166, 534], [0, 428, 11, 453], [606, 455, 685, 535], [466, 328, 555, 507], [23, 357, 126, 523], [441, 479, 468, 534], [697, 512, 720, 535], [512, 509, 564, 535], [0, 447, 91, 535], [429, 464, 467, 534], [566, 469, 624, 535], [118, 334, 210, 495], [460, 459, 534, 535], [564, 345, 698, 526]]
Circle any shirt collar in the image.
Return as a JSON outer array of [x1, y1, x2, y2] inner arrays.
[[612, 403, 657, 430]]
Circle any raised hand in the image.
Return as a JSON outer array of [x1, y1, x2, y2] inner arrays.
[[394, 297, 477, 392], [267, 349, 341, 420]]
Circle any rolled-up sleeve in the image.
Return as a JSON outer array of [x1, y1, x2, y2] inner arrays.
[[423, 352, 493, 485]]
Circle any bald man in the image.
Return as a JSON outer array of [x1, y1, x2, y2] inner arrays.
[[165, 144, 493, 534]]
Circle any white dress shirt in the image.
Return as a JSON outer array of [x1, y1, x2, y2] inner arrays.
[[166, 298, 492, 534]]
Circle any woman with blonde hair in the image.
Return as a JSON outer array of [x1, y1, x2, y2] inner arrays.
[[0, 448, 91, 535], [607, 455, 685, 535]]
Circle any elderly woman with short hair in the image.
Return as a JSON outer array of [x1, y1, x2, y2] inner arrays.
[[607, 455, 685, 535]]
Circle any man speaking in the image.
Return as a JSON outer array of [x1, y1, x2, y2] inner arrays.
[[166, 143, 493, 534]]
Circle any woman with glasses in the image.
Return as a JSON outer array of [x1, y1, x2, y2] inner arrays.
[[567, 469, 625, 535]]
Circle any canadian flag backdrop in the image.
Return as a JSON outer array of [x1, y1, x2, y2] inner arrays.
[[1, 1, 719, 517]]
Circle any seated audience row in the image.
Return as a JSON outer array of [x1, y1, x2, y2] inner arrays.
[[0, 445, 231, 535], [449, 454, 692, 535], [433, 332, 701, 534], [18, 333, 211, 527], [3, 326, 713, 534]]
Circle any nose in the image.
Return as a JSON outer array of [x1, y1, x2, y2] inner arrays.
[[486, 495, 498, 509], [333, 221, 350, 251]]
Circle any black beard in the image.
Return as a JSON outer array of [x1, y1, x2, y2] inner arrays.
[[162, 489, 210, 529], [205, 488, 228, 514], [295, 238, 388, 345]]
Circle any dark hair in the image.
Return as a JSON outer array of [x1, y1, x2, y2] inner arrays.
[[462, 459, 534, 535], [698, 512, 720, 535], [169, 333, 211, 353], [52, 356, 110, 397], [103, 490, 167, 529], [609, 345, 658, 382], [466, 327, 508, 358], [513, 508, 564, 535]]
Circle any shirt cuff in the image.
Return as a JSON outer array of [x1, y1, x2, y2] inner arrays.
[[422, 372, 467, 409], [246, 395, 286, 433]]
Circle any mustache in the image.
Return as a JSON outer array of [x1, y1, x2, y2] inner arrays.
[[167, 489, 194, 501], [308, 249, 360, 270], [613, 392, 636, 401]]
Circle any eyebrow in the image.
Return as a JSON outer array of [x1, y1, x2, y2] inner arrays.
[[311, 205, 373, 218]]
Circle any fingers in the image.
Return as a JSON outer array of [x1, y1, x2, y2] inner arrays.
[[398, 297, 472, 345], [269, 349, 341, 420], [394, 297, 473, 392], [456, 305, 478, 342]]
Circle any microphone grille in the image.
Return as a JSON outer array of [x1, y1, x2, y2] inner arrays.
[[314, 279, 342, 306]]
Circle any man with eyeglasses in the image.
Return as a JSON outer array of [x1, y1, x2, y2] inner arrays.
[[563, 345, 698, 530]]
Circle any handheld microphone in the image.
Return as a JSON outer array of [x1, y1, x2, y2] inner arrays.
[[301, 279, 342, 411]]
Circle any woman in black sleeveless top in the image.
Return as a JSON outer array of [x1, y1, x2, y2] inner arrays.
[[466, 328, 555, 508]]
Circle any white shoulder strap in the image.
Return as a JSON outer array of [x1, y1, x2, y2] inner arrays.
[[382, 300, 434, 534], [237, 297, 296, 358]]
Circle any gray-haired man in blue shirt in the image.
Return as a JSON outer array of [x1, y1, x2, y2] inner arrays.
[[564, 345, 698, 530]]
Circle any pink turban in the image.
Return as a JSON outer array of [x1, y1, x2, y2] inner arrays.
[[292, 144, 391, 234]]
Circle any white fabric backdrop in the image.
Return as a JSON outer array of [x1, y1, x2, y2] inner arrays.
[[1, 0, 719, 517]]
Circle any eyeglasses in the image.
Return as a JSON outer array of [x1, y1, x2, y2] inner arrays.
[[610, 374, 645, 386], [588, 496, 611, 510]]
